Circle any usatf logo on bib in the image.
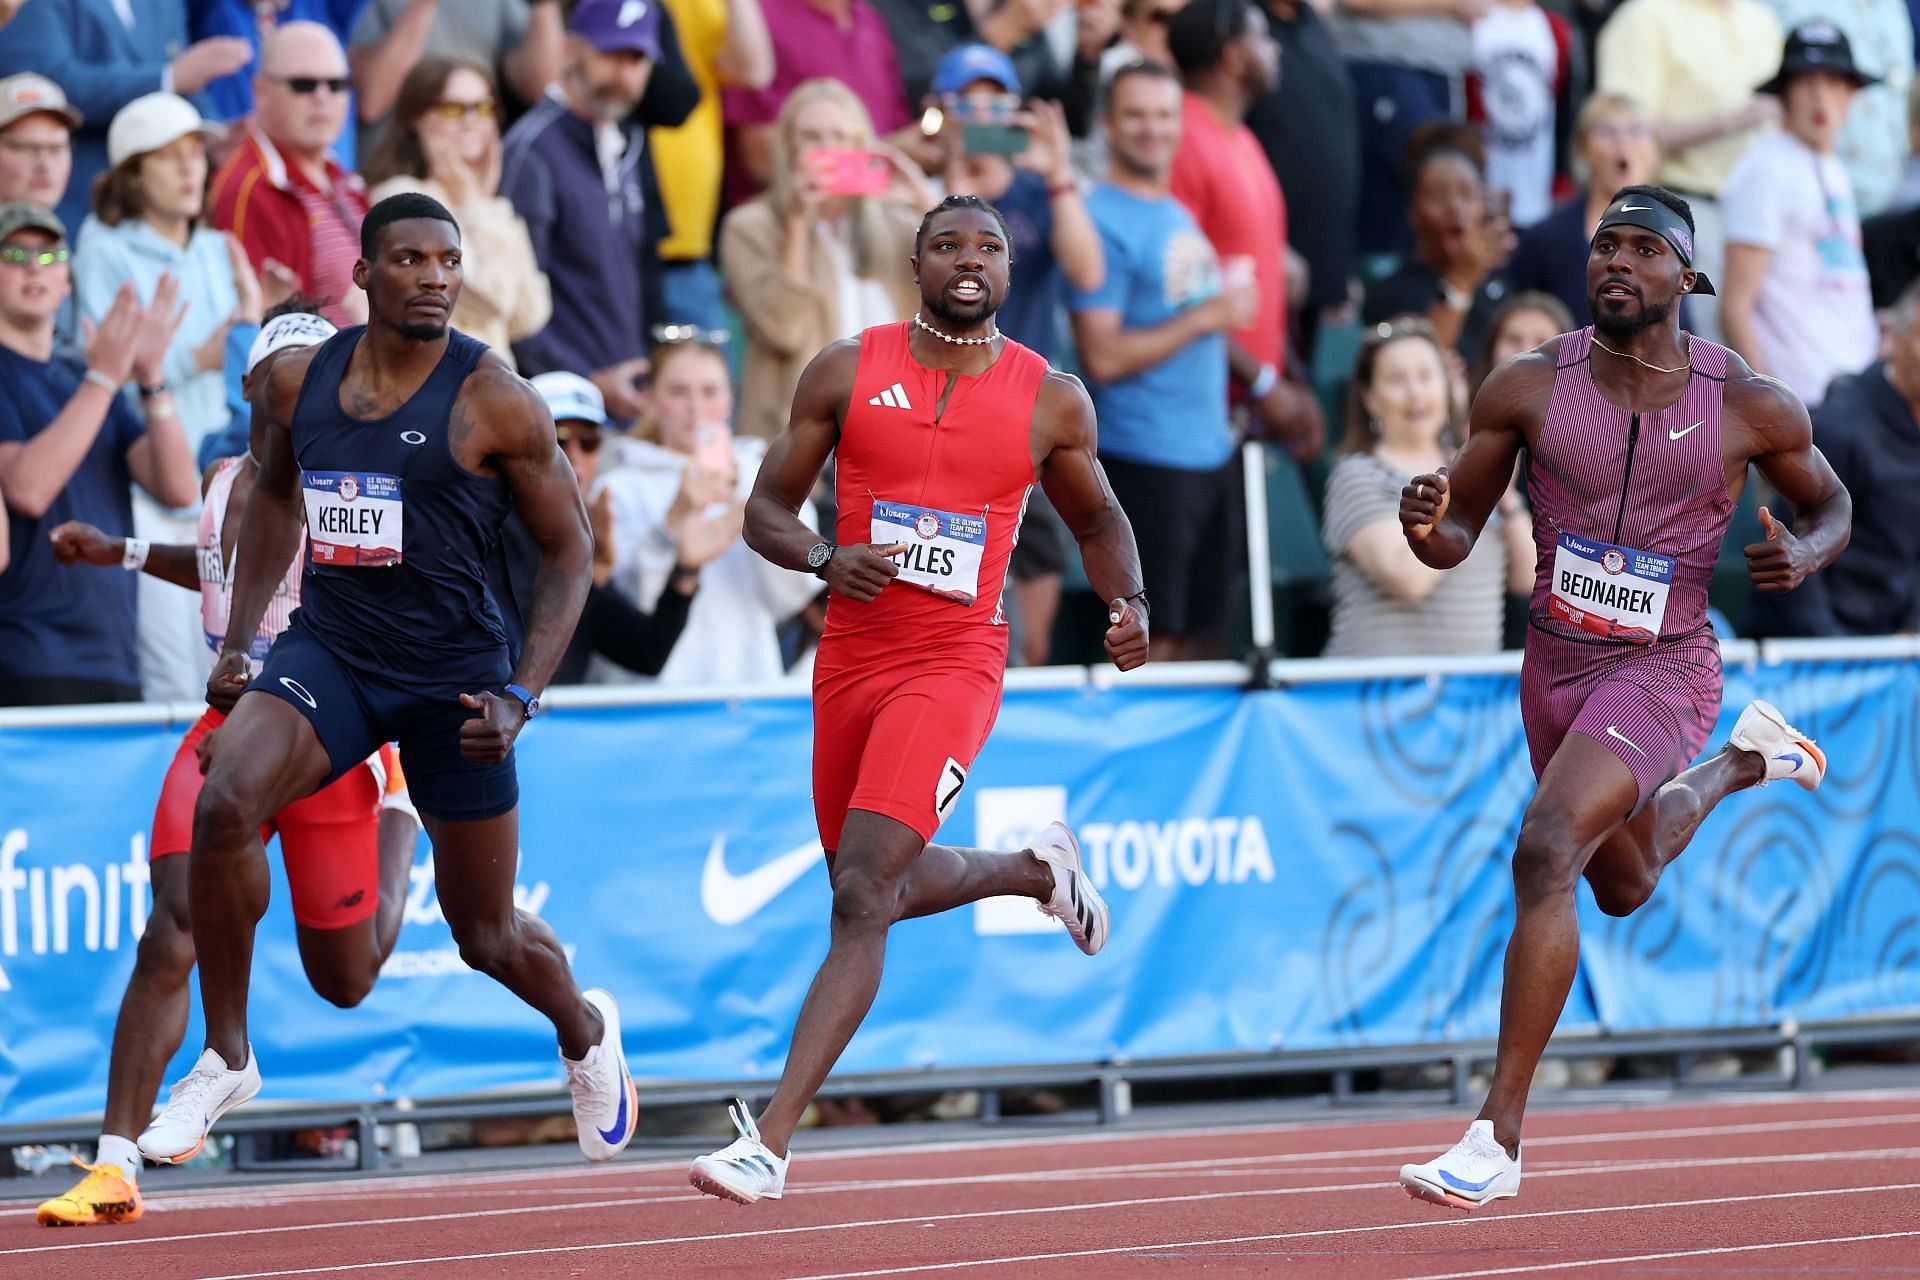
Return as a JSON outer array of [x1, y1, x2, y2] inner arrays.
[[1548, 532, 1673, 645], [302, 470, 403, 568]]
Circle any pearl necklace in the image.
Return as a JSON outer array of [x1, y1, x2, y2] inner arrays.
[[913, 312, 999, 346], [1592, 333, 1691, 375]]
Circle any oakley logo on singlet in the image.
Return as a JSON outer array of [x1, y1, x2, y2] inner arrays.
[[1548, 532, 1675, 645], [279, 677, 318, 708], [868, 382, 913, 410], [400, 430, 427, 445], [302, 470, 402, 567], [871, 499, 986, 605], [1669, 420, 1704, 441]]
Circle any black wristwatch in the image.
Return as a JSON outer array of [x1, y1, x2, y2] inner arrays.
[[806, 541, 836, 577]]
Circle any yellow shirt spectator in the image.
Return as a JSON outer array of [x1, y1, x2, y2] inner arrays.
[[652, 0, 774, 263]]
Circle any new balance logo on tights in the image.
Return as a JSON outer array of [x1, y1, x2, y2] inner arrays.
[[869, 382, 912, 410]]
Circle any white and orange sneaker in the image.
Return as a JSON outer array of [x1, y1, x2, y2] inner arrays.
[[138, 1045, 260, 1164], [566, 988, 639, 1163], [1730, 699, 1826, 791], [1399, 1120, 1522, 1211]]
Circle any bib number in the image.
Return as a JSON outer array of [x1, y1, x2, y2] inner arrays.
[[871, 500, 986, 606], [1548, 532, 1673, 645], [303, 471, 403, 568]]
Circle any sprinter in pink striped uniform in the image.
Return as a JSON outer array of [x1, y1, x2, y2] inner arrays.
[[1392, 186, 1853, 1211]]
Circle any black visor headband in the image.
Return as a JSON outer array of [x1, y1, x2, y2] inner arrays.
[[1592, 196, 1716, 296]]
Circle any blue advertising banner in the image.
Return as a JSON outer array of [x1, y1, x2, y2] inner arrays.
[[2, 652, 1917, 1123]]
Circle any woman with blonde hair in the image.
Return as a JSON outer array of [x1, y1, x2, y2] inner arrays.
[[1504, 93, 1662, 323], [1322, 319, 1532, 658], [718, 77, 934, 439], [365, 56, 550, 364]]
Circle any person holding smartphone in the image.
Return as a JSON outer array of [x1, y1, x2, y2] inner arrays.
[[718, 77, 935, 439]]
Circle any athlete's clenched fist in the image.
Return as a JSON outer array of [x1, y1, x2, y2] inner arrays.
[[1401, 468, 1451, 541], [1105, 596, 1149, 670], [458, 691, 526, 764], [824, 543, 906, 603]]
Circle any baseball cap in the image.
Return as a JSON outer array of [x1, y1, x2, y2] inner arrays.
[[0, 202, 67, 244], [532, 371, 610, 428], [931, 45, 1021, 98], [0, 74, 82, 131], [107, 93, 225, 168], [569, 0, 662, 60], [1760, 22, 1881, 96], [246, 311, 338, 377]]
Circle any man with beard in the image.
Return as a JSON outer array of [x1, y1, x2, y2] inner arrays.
[[687, 194, 1151, 1204], [1393, 184, 1852, 1210], [501, 0, 666, 425], [134, 193, 637, 1172]]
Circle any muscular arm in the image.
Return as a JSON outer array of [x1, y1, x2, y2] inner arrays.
[[744, 341, 853, 573], [1729, 368, 1852, 591], [1403, 351, 1543, 569], [1036, 372, 1144, 606], [472, 368, 593, 694], [221, 357, 310, 661]]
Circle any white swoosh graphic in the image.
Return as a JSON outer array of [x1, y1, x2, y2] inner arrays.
[[1669, 420, 1705, 441], [1605, 725, 1647, 759], [700, 835, 824, 926]]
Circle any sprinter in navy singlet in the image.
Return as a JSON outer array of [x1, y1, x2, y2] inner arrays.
[[135, 193, 643, 1171]]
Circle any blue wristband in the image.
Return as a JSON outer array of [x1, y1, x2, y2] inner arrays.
[[504, 683, 540, 718]]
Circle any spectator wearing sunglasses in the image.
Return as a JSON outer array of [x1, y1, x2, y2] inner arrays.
[[0, 202, 198, 705], [0, 0, 251, 235], [208, 22, 369, 325], [366, 57, 551, 365]]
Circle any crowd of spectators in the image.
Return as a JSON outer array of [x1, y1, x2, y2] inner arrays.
[[1, 0, 1917, 709]]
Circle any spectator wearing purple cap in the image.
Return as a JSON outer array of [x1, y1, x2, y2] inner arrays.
[[0, 1, 252, 234], [501, 0, 668, 425], [0, 202, 198, 705]]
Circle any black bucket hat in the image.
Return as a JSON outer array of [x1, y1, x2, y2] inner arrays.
[[1760, 21, 1881, 96]]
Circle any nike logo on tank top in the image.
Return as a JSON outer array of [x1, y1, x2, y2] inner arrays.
[[1528, 327, 1734, 644], [830, 322, 1048, 644], [287, 327, 514, 685]]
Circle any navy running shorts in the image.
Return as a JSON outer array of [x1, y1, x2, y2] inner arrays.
[[248, 619, 519, 822]]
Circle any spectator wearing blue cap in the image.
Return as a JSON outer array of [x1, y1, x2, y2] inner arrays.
[[503, 0, 670, 424]]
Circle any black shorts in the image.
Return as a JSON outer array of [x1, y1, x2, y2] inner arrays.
[[1011, 489, 1070, 581], [249, 620, 519, 822], [1100, 452, 1243, 638]]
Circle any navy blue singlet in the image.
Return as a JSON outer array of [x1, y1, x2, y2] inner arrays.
[[288, 327, 513, 688]]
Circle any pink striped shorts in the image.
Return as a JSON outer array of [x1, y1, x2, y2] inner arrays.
[[1519, 624, 1723, 809]]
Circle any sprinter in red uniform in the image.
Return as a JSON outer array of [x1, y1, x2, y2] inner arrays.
[[689, 195, 1151, 1203]]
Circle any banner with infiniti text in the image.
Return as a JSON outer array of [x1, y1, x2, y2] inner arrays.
[[2, 654, 1917, 1122]]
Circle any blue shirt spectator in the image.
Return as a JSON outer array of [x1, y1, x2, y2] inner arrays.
[[1069, 182, 1232, 470], [0, 0, 248, 234]]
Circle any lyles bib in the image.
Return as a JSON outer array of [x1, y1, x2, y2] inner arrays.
[[303, 470, 403, 568], [871, 499, 986, 606], [1547, 531, 1674, 645]]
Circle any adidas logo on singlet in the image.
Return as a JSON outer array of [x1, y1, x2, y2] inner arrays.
[[868, 382, 912, 410]]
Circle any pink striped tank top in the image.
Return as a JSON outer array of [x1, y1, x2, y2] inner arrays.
[[199, 456, 305, 673], [1528, 327, 1734, 645]]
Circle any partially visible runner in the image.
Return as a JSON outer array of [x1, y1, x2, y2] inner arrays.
[[688, 194, 1150, 1205], [34, 308, 420, 1226], [1395, 184, 1852, 1211], [135, 193, 635, 1168]]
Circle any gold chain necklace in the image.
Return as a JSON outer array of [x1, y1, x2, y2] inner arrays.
[[1591, 332, 1691, 375]]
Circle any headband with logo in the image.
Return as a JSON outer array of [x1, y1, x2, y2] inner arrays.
[[246, 312, 337, 376], [1592, 194, 1716, 296]]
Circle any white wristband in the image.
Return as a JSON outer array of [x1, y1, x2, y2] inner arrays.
[[1248, 364, 1280, 400], [83, 368, 119, 395], [122, 537, 150, 572]]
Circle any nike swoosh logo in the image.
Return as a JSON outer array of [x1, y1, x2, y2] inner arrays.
[[597, 1076, 631, 1145], [1669, 420, 1705, 441], [1438, 1167, 1501, 1193], [1778, 751, 1805, 770], [700, 835, 823, 926], [1605, 725, 1647, 758], [1617, 203, 1652, 212]]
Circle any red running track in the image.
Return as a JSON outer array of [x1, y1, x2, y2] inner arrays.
[[4, 1091, 1919, 1279]]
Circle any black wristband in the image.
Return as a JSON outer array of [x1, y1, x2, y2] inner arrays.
[[670, 562, 701, 581], [138, 381, 168, 399]]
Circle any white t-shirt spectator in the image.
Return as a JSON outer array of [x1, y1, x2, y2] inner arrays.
[[1722, 129, 1878, 407], [591, 435, 820, 686], [1473, 2, 1556, 228]]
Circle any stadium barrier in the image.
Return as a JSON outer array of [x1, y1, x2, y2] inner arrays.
[[2, 637, 1918, 1132]]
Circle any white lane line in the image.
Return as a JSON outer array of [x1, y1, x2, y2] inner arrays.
[[10, 1139, 1920, 1260], [189, 1181, 1920, 1280], [1392, 1230, 1920, 1279], [10, 1091, 1919, 1211]]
